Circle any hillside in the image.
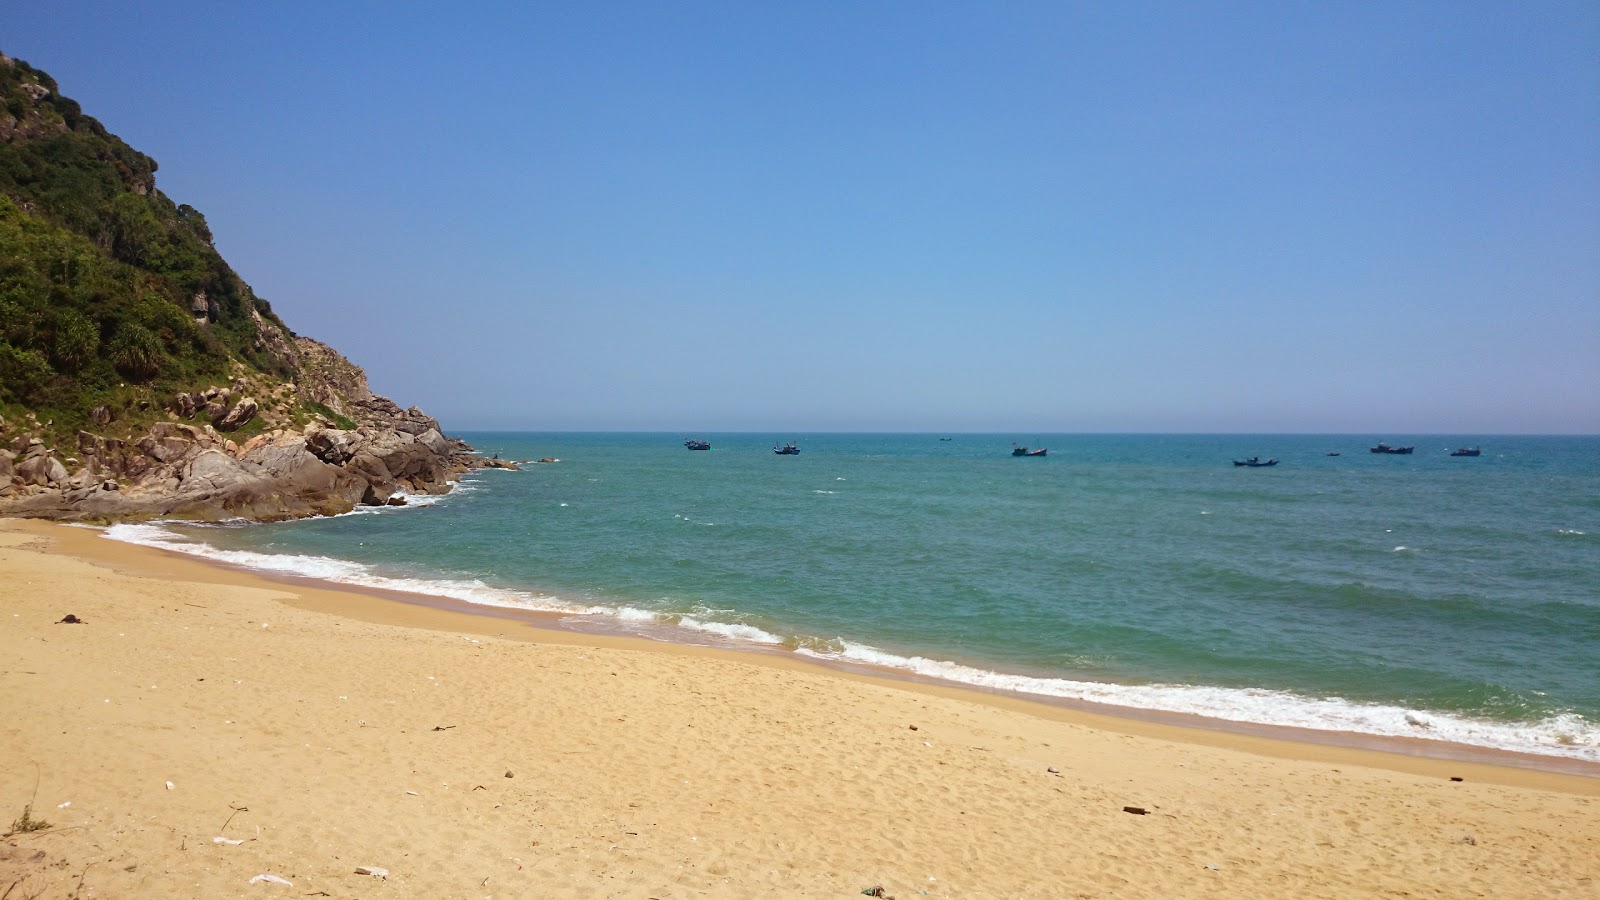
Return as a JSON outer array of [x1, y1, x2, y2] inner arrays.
[[0, 53, 508, 520]]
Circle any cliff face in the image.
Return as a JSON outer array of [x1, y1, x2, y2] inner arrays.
[[0, 53, 510, 521]]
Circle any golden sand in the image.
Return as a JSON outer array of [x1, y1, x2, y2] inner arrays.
[[2, 518, 1596, 898]]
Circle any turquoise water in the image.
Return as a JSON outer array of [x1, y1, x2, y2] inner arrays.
[[111, 433, 1600, 762]]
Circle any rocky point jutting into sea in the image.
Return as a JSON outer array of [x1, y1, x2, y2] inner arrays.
[[0, 53, 509, 522], [0, 335, 514, 522]]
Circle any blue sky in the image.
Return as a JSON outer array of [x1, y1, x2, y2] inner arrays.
[[7, 1, 1597, 432]]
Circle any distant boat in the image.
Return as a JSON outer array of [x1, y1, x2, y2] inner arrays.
[[1370, 443, 1414, 454], [1450, 447, 1482, 457], [1011, 444, 1047, 457], [1233, 457, 1278, 467], [1326, 452, 1341, 457], [939, 437, 953, 441], [684, 439, 711, 451], [774, 441, 800, 455]]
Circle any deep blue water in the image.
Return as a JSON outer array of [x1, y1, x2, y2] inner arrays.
[[111, 433, 1600, 761]]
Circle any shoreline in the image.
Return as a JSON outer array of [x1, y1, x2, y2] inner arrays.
[[74, 518, 1600, 780], [14, 517, 1600, 788], [5, 516, 1600, 897]]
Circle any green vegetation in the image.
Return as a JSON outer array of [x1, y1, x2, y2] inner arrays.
[[7, 801, 50, 835], [305, 402, 359, 431], [1, 53, 299, 444]]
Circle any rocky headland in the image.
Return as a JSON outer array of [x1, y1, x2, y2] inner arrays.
[[0, 336, 516, 522], [0, 54, 512, 523]]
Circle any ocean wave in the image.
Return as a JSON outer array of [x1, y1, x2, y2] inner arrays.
[[793, 641, 1598, 762], [98, 522, 1600, 763]]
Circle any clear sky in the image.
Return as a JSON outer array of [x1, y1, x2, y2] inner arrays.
[[7, 1, 1597, 433]]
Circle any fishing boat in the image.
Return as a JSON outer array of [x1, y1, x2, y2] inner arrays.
[[1450, 447, 1481, 457], [1233, 457, 1278, 467], [684, 439, 711, 451], [1326, 452, 1341, 457], [773, 441, 800, 455], [1370, 443, 1414, 454], [1011, 444, 1047, 457]]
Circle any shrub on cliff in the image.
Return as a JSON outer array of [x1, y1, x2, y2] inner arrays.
[[0, 52, 298, 438]]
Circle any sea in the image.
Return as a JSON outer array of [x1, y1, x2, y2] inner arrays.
[[103, 433, 1600, 767]]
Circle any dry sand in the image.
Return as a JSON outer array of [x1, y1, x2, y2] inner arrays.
[[2, 518, 1596, 898]]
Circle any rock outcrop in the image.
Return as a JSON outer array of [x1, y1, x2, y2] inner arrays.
[[0, 416, 510, 522], [0, 343, 515, 522]]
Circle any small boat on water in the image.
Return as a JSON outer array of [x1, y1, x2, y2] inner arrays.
[[1326, 452, 1341, 457], [1371, 443, 1415, 454], [773, 441, 800, 455], [1450, 447, 1482, 457], [1011, 444, 1047, 457], [1233, 457, 1278, 467], [684, 439, 711, 451]]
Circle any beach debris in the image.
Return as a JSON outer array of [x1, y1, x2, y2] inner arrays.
[[220, 804, 249, 834], [57, 801, 71, 808], [354, 865, 389, 878], [1122, 806, 1149, 815], [908, 724, 918, 731], [248, 873, 292, 886], [1046, 767, 1060, 775], [213, 836, 244, 845], [1460, 835, 1477, 845], [431, 725, 456, 731], [1450, 776, 1464, 782], [405, 790, 419, 796], [861, 887, 894, 898], [56, 613, 85, 624], [505, 770, 514, 778], [165, 781, 175, 791]]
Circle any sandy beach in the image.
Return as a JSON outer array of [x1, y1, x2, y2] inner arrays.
[[2, 518, 1596, 898]]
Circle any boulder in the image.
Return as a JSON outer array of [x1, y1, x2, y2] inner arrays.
[[15, 453, 69, 487], [305, 427, 358, 465], [242, 436, 364, 509], [215, 397, 258, 432]]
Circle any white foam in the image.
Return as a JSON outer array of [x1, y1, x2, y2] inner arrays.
[[678, 617, 785, 645], [793, 641, 1599, 762], [102, 523, 578, 615]]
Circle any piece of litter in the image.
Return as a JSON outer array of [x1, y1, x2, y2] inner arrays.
[[165, 781, 175, 790], [248, 873, 292, 885], [405, 790, 419, 795], [57, 801, 71, 808], [1123, 806, 1149, 815], [354, 866, 389, 877], [213, 836, 244, 845]]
